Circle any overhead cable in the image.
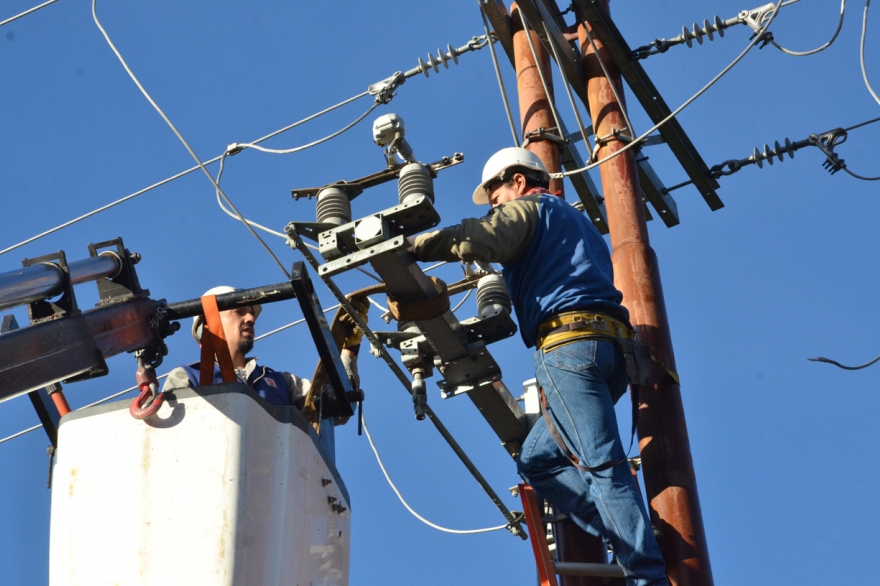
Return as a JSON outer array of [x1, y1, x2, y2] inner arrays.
[[361, 408, 510, 535], [808, 353, 880, 370], [290, 236, 526, 536], [552, 0, 784, 181], [0, 0, 58, 28], [478, 0, 521, 146], [211, 152, 384, 283], [0, 31, 488, 258], [542, 21, 596, 161], [861, 0, 880, 107], [519, 13, 566, 141], [580, 21, 637, 142], [770, 0, 847, 56], [92, 0, 291, 279]]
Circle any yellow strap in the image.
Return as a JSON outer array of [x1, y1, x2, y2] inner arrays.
[[536, 311, 633, 350]]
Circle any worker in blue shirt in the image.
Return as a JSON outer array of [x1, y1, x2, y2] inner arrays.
[[412, 147, 668, 586]]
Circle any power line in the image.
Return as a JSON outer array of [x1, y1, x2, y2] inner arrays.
[[771, 0, 847, 56], [361, 407, 510, 535], [552, 0, 785, 181], [0, 0, 58, 28], [860, 0, 880, 107], [92, 0, 291, 279], [478, 0, 520, 147]]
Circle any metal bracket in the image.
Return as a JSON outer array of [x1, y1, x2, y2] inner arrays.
[[290, 153, 463, 201], [459, 311, 518, 346], [287, 262, 354, 419], [810, 128, 848, 175], [21, 251, 78, 323], [288, 194, 439, 260], [87, 237, 147, 305]]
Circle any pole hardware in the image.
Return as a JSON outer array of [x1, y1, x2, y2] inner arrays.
[[290, 153, 463, 202], [631, 1, 782, 60]]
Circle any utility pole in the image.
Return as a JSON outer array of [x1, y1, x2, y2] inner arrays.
[[511, 4, 608, 585], [511, 2, 564, 196], [578, 2, 714, 585]]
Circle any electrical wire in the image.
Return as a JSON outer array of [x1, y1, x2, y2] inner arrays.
[[0, 92, 376, 258], [361, 407, 510, 534], [478, 0, 521, 147], [860, 0, 880, 107], [0, 0, 58, 28], [771, 0, 847, 56], [214, 149, 384, 283], [844, 115, 880, 132], [450, 288, 472, 313], [519, 13, 566, 141], [232, 103, 379, 155], [92, 0, 290, 279], [542, 21, 596, 161], [808, 353, 880, 370], [580, 23, 636, 142], [552, 0, 785, 181]]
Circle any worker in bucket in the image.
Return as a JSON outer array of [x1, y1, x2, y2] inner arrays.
[[162, 285, 363, 411], [410, 147, 668, 586]]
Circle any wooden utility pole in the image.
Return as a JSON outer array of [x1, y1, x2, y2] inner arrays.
[[579, 2, 714, 585], [511, 4, 609, 585]]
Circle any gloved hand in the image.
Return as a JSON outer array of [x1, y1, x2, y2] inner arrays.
[[341, 347, 360, 391], [340, 298, 369, 349]]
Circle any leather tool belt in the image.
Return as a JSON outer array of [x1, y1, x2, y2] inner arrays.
[[536, 310, 653, 386]]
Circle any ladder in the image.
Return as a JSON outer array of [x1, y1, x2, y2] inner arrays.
[[517, 484, 626, 585]]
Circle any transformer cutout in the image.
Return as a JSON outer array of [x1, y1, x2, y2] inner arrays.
[[286, 114, 524, 430]]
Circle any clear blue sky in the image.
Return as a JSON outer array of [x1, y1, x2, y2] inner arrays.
[[0, 1, 877, 584]]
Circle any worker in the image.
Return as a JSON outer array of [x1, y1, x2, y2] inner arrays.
[[411, 148, 668, 586], [162, 286, 363, 455]]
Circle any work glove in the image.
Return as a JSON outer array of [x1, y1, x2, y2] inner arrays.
[[341, 347, 360, 391], [340, 298, 369, 349]]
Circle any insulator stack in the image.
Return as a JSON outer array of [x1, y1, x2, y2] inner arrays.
[[751, 138, 796, 168], [315, 187, 352, 226], [476, 275, 512, 319], [414, 44, 459, 78], [398, 164, 434, 205], [679, 16, 725, 47]]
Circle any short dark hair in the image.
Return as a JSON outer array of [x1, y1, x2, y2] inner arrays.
[[502, 165, 548, 190]]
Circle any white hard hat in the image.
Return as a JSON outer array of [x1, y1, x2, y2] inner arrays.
[[191, 286, 262, 343], [472, 147, 550, 205]]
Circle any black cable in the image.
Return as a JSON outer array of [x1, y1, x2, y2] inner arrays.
[[808, 354, 880, 370]]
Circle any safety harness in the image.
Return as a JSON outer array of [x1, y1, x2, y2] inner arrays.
[[534, 310, 678, 473]]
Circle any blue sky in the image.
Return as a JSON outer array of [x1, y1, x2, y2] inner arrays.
[[0, 1, 877, 584]]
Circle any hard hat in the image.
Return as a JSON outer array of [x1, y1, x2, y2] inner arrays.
[[472, 147, 550, 205], [191, 286, 262, 343]]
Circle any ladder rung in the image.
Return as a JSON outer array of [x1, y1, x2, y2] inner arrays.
[[554, 562, 626, 578]]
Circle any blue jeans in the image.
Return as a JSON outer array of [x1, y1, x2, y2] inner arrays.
[[516, 339, 669, 586]]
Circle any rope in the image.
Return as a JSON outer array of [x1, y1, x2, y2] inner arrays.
[[361, 407, 509, 534], [771, 0, 847, 56], [808, 353, 880, 370], [92, 0, 290, 279], [552, 0, 785, 180], [478, 0, 520, 147], [0, 0, 58, 28]]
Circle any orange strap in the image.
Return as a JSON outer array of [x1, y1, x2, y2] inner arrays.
[[518, 483, 558, 586], [199, 294, 237, 386]]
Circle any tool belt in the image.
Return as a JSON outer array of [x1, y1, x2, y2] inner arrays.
[[536, 311, 654, 386]]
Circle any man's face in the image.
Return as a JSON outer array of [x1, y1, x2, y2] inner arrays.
[[486, 173, 528, 208], [220, 306, 256, 356]]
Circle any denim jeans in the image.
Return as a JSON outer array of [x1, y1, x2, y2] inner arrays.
[[516, 338, 669, 586]]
